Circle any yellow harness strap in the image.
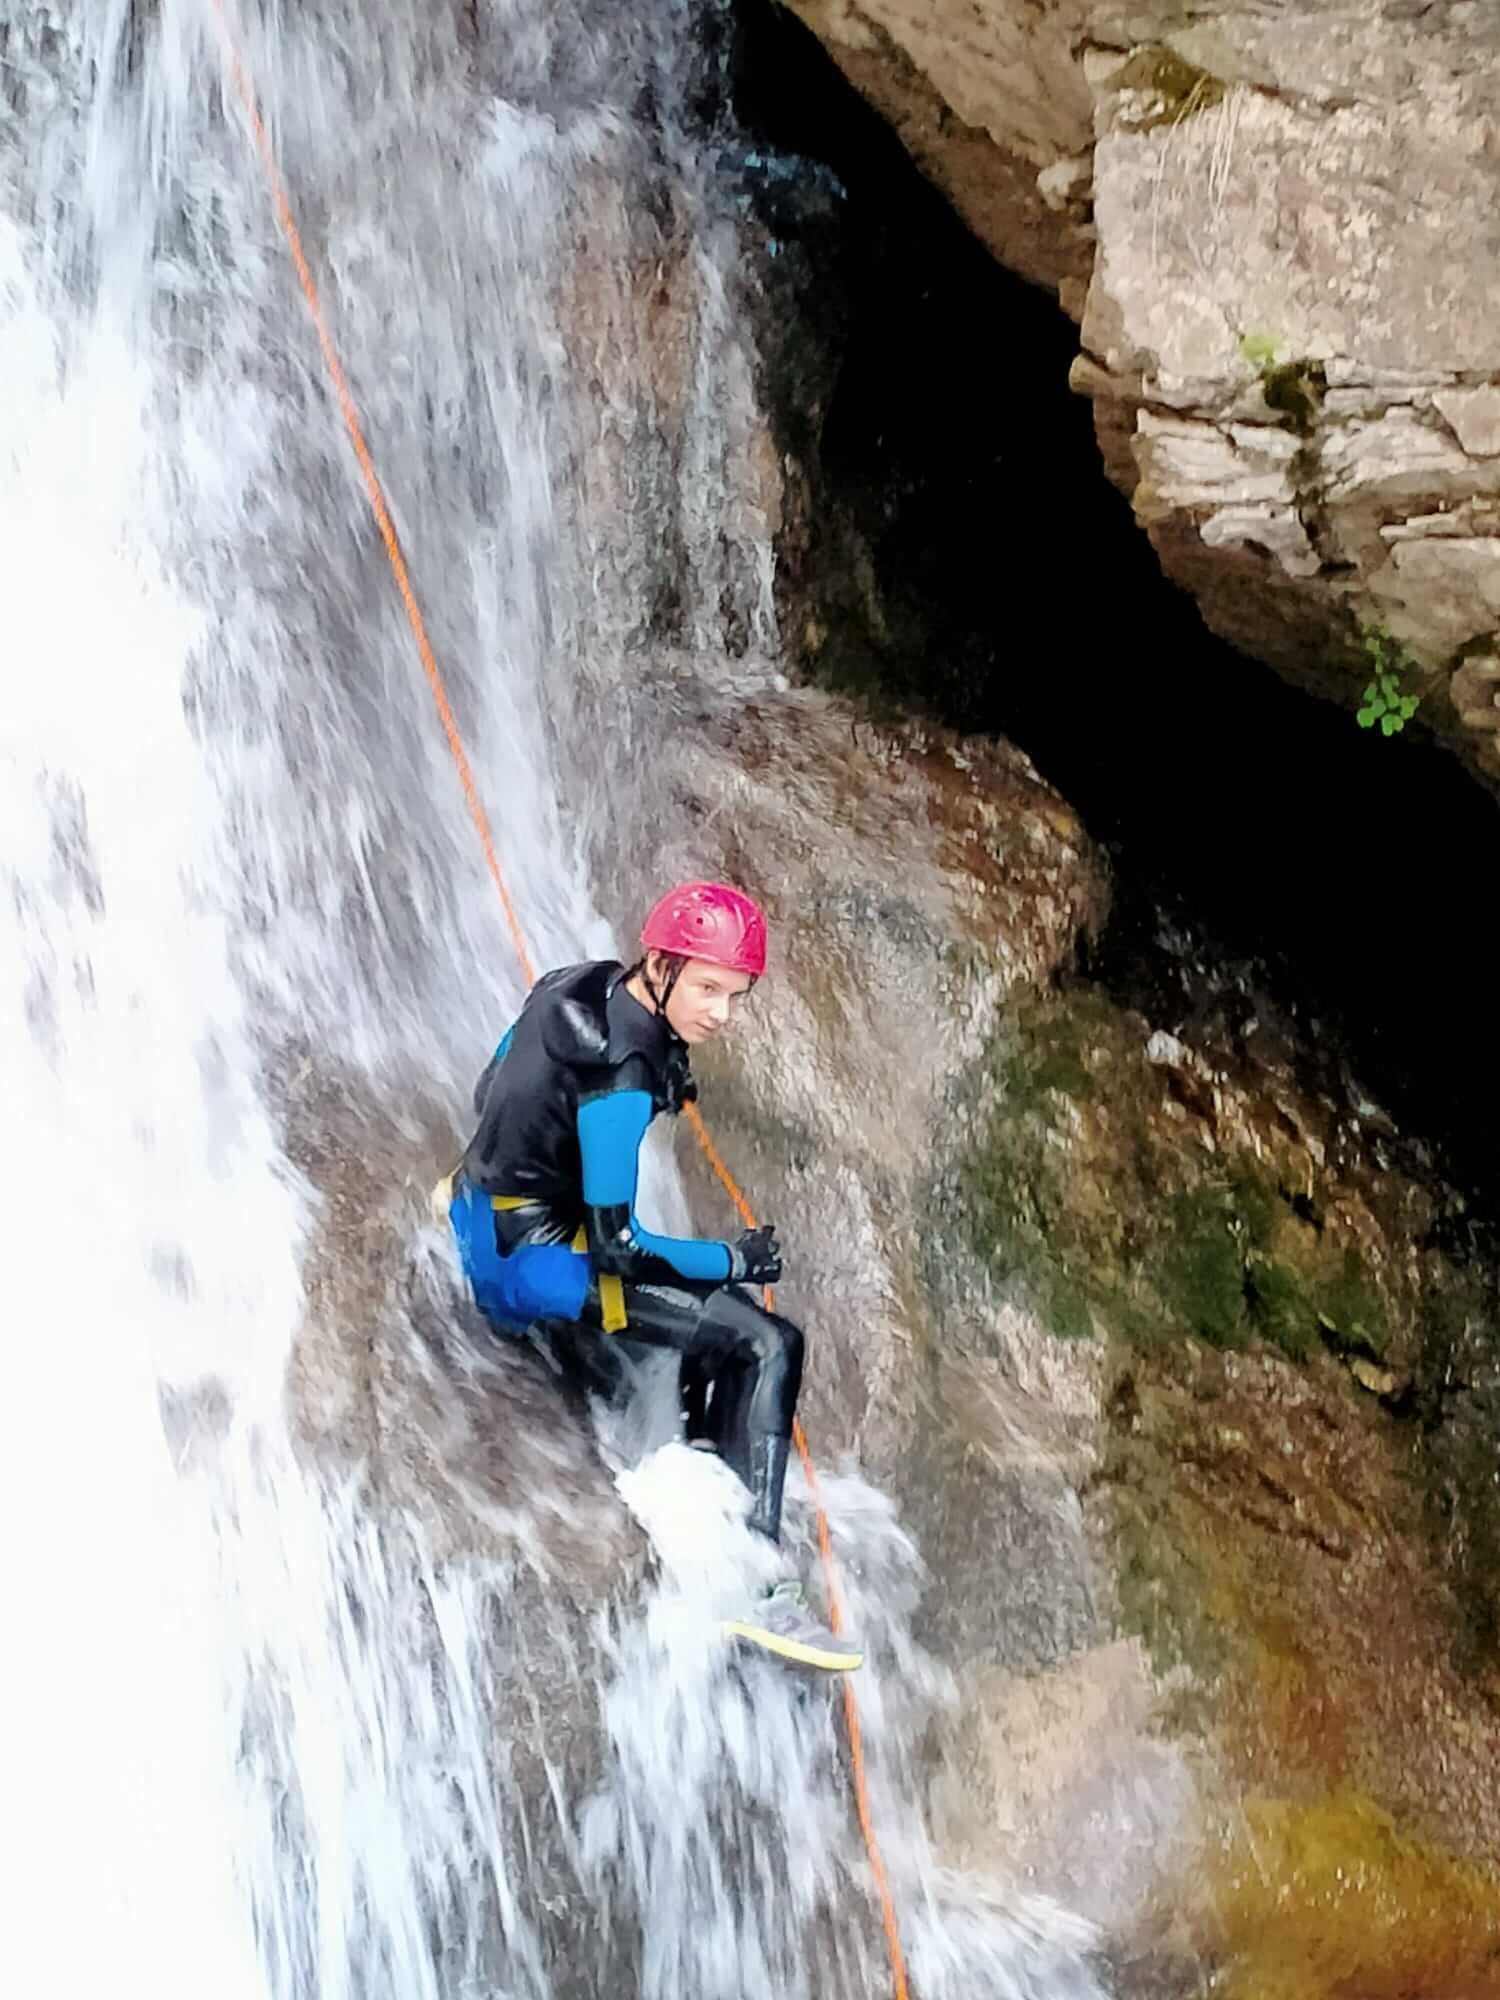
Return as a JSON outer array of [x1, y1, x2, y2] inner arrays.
[[490, 1194, 628, 1334], [592, 1264, 630, 1334]]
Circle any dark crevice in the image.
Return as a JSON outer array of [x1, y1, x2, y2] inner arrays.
[[725, 0, 1500, 1219], [1286, 1189, 1324, 1232]]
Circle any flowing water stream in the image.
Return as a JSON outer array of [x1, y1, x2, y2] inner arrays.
[[2, 4, 1106, 1993]]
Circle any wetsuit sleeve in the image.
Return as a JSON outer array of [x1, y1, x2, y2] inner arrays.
[[471, 1024, 516, 1116], [576, 1086, 733, 1284]]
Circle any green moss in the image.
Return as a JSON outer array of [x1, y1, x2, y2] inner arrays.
[[1112, 1478, 1228, 1681], [1441, 1426, 1500, 1665], [1152, 1188, 1249, 1348], [1315, 1252, 1389, 1358], [1262, 358, 1327, 436], [1112, 44, 1228, 131], [1245, 1257, 1319, 1361], [1238, 329, 1280, 372], [1115, 1537, 1195, 1671], [990, 992, 1110, 1112], [953, 997, 1141, 1325], [1044, 1278, 1098, 1345], [954, 990, 1410, 1383], [1226, 1168, 1281, 1251], [1235, 333, 1327, 438]]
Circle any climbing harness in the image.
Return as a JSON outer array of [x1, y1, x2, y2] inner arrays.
[[491, 1193, 629, 1334], [211, 10, 911, 1995]]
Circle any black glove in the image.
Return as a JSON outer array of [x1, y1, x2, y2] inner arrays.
[[729, 1223, 783, 1286]]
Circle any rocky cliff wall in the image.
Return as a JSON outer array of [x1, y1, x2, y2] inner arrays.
[[786, 0, 1500, 793]]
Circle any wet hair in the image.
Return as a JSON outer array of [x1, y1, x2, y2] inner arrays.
[[626, 950, 758, 1019], [626, 951, 687, 1017]]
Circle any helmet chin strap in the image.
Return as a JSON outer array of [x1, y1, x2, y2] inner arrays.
[[639, 951, 686, 1028]]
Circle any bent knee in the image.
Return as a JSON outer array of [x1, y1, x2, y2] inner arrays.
[[743, 1307, 804, 1382], [763, 1311, 804, 1377], [714, 1287, 804, 1369]]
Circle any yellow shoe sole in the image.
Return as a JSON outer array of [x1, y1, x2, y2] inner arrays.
[[722, 1618, 864, 1674]]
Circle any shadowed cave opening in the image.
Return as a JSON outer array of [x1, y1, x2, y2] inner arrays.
[[724, 0, 1500, 1221]]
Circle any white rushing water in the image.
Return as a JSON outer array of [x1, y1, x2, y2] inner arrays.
[[0, 4, 1106, 1995]]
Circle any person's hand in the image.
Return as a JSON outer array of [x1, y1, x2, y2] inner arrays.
[[729, 1223, 782, 1286]]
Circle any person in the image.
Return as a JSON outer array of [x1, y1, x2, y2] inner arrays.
[[437, 881, 861, 1672]]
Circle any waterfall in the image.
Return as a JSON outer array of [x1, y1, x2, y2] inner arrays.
[[0, 4, 1105, 1993]]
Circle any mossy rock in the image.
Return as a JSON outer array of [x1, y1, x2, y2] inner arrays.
[[1244, 1255, 1319, 1361], [952, 983, 1500, 1685], [1109, 1447, 1231, 1686], [1262, 358, 1327, 437], [1111, 44, 1228, 132], [1150, 1187, 1250, 1349], [954, 987, 1392, 1368], [1315, 1251, 1390, 1359]]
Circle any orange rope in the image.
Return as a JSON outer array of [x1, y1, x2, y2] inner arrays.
[[685, 1106, 909, 1991], [212, 8, 535, 991], [214, 12, 909, 1995]]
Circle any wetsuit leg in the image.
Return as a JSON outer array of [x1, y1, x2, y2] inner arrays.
[[681, 1292, 804, 1540], [564, 1281, 805, 1542], [678, 1351, 717, 1445], [529, 1315, 634, 1404]]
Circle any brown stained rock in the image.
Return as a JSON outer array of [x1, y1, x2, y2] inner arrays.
[[1206, 1792, 1500, 2000], [1094, 1328, 1500, 1979], [615, 665, 1500, 1961], [584, 662, 1500, 1973], [574, 665, 1214, 1929]]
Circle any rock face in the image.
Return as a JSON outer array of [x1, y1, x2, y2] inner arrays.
[[785, 0, 1500, 792], [540, 84, 1500, 1978], [574, 643, 1500, 1988]]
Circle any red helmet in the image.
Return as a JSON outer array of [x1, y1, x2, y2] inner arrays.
[[641, 881, 768, 977]]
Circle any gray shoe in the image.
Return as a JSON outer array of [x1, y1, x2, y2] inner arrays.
[[723, 1577, 863, 1673]]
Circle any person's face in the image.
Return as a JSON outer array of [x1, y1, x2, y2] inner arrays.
[[653, 953, 754, 1045]]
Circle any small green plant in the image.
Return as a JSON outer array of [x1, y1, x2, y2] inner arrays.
[[1355, 626, 1422, 736], [1236, 333, 1326, 435]]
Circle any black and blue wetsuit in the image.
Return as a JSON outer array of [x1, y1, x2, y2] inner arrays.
[[447, 960, 803, 1541]]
